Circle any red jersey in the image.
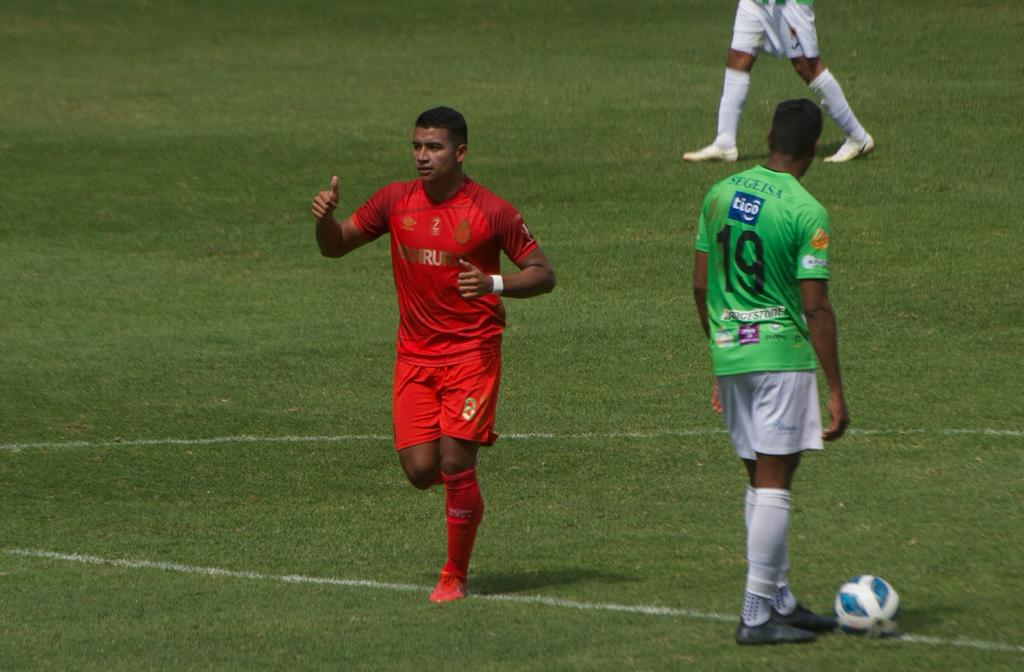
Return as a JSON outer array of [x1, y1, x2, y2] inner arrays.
[[352, 177, 538, 366]]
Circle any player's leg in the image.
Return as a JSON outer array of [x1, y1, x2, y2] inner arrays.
[[428, 355, 500, 603], [742, 456, 800, 622], [434, 435, 482, 595], [684, 0, 764, 162], [782, 3, 873, 162], [429, 435, 483, 603], [747, 452, 832, 633], [741, 452, 807, 636], [398, 441, 442, 490], [723, 372, 817, 645], [715, 50, 756, 152], [721, 375, 804, 642], [751, 371, 835, 635], [393, 360, 444, 488]]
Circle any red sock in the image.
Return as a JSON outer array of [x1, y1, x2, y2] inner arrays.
[[441, 467, 484, 581]]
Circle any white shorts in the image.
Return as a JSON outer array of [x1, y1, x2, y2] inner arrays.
[[717, 370, 824, 459], [730, 0, 819, 60]]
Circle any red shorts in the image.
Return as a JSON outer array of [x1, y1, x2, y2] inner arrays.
[[392, 354, 502, 451]]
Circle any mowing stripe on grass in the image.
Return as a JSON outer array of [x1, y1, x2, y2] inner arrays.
[[6, 548, 1023, 655], [1, 427, 1022, 452]]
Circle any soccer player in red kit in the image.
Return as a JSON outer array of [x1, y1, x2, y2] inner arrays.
[[310, 107, 556, 603]]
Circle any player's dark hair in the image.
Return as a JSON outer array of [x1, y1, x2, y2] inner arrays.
[[416, 106, 468, 146], [770, 99, 823, 158]]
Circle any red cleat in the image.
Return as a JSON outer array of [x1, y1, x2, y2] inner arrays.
[[429, 571, 466, 603]]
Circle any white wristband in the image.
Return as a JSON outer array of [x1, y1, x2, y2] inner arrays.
[[490, 275, 504, 295]]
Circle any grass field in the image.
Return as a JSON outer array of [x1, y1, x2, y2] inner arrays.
[[2, 0, 1023, 669]]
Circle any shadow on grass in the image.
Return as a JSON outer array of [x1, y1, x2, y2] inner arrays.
[[468, 567, 634, 595], [734, 141, 855, 163], [817, 141, 844, 157], [739, 150, 771, 161], [894, 606, 950, 631]]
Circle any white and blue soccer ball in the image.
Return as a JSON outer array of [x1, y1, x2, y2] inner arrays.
[[834, 575, 900, 636]]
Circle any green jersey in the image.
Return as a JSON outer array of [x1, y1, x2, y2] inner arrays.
[[695, 164, 831, 375]]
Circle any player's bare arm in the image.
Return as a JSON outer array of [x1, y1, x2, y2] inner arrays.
[[692, 251, 722, 414], [456, 248, 555, 300], [800, 278, 849, 441], [692, 251, 710, 337], [311, 175, 371, 258]]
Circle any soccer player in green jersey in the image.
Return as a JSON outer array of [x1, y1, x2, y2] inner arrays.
[[693, 99, 850, 645], [683, 0, 873, 164]]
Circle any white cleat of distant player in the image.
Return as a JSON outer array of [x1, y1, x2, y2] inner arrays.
[[823, 133, 875, 163], [683, 143, 739, 163]]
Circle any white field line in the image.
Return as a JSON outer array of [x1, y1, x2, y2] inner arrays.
[[1, 427, 1022, 452], [6, 548, 1023, 655]]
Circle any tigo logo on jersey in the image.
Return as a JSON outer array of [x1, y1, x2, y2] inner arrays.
[[728, 192, 764, 225]]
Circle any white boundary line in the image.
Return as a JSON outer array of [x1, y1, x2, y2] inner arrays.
[[1, 427, 1022, 452], [6, 548, 1023, 655]]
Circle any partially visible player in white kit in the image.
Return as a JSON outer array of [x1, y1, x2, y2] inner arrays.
[[684, 0, 874, 164]]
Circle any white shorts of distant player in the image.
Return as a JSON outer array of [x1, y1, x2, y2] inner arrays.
[[730, 0, 820, 60], [717, 370, 824, 459]]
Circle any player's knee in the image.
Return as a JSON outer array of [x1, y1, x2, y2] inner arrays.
[[439, 455, 475, 476], [792, 57, 823, 84], [727, 49, 755, 71], [405, 467, 440, 490], [400, 459, 440, 489]]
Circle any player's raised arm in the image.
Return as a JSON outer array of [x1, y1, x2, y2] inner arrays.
[[311, 175, 370, 258], [800, 278, 849, 440]]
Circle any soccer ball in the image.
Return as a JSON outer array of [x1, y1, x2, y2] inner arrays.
[[833, 575, 900, 636]]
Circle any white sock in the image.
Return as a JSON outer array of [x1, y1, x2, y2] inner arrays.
[[741, 590, 773, 627], [808, 69, 867, 142], [714, 68, 750, 149], [745, 488, 791, 605], [774, 582, 798, 616], [744, 485, 756, 531], [774, 529, 795, 614]]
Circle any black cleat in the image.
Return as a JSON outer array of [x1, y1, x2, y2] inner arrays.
[[773, 604, 838, 632], [735, 619, 817, 646]]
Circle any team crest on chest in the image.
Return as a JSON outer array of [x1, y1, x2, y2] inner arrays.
[[454, 219, 472, 244], [401, 217, 416, 231]]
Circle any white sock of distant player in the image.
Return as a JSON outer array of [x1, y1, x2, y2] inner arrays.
[[808, 69, 867, 142], [714, 68, 750, 150], [742, 488, 792, 626]]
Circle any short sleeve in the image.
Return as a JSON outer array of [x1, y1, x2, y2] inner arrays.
[[352, 183, 405, 240], [494, 203, 538, 265], [795, 205, 831, 280]]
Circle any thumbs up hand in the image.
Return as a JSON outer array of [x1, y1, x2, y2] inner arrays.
[[311, 175, 340, 221], [457, 258, 494, 299]]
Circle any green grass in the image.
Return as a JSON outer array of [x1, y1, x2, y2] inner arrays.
[[2, 0, 1022, 669]]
